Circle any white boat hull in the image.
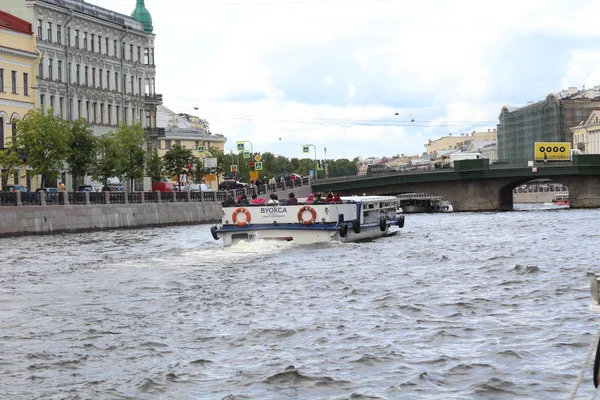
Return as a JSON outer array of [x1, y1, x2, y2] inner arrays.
[[211, 195, 405, 247]]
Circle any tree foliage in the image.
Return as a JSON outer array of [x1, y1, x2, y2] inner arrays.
[[163, 144, 194, 184], [16, 109, 70, 187], [0, 137, 22, 186], [66, 118, 97, 185], [146, 150, 164, 182], [114, 123, 146, 185], [93, 134, 122, 185]]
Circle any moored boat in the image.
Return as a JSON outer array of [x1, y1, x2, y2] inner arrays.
[[210, 195, 405, 247], [552, 193, 570, 206]]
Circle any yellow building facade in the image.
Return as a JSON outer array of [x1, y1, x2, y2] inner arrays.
[[571, 110, 600, 155], [0, 11, 40, 190]]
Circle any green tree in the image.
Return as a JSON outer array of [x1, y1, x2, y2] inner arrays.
[[93, 134, 122, 186], [163, 144, 194, 189], [16, 109, 70, 188], [327, 158, 358, 177], [65, 118, 97, 187], [114, 123, 146, 189], [0, 138, 22, 186], [146, 150, 164, 182]]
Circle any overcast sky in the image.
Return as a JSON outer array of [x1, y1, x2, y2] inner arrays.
[[96, 0, 600, 160]]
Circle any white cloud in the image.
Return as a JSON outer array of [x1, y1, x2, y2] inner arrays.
[[95, 0, 600, 159]]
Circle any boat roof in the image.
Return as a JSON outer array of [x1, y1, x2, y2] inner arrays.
[[339, 195, 398, 203]]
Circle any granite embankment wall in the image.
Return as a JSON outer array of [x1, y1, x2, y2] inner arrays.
[[0, 202, 222, 237], [0, 186, 313, 238]]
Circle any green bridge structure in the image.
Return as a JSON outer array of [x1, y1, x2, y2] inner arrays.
[[311, 155, 600, 212]]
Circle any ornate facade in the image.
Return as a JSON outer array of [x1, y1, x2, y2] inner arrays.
[[22, 0, 161, 140], [0, 10, 40, 189]]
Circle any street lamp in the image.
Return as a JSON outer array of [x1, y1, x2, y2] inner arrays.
[[301, 144, 317, 180]]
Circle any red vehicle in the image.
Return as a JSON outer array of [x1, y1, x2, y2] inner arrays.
[[152, 182, 174, 192]]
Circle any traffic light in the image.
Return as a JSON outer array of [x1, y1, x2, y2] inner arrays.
[[250, 161, 255, 171]]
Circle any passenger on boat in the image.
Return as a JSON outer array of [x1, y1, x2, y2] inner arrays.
[[251, 194, 263, 204], [286, 192, 298, 205], [325, 192, 335, 203], [332, 193, 342, 203], [222, 193, 236, 206], [313, 193, 325, 203], [238, 194, 249, 205], [267, 193, 280, 205]]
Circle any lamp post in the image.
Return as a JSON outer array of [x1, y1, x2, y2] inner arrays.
[[301, 144, 317, 180], [324, 147, 328, 179]]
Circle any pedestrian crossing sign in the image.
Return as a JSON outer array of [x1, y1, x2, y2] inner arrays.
[[198, 145, 205, 153], [255, 162, 263, 171], [236, 142, 245, 151]]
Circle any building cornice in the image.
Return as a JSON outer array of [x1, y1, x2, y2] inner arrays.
[[0, 44, 39, 59], [0, 98, 35, 109]]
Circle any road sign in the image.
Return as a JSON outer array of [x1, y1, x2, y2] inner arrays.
[[231, 165, 238, 173], [236, 142, 245, 151], [255, 161, 263, 171], [243, 151, 251, 159], [250, 171, 259, 181], [204, 157, 217, 168], [309, 169, 314, 176], [179, 173, 187, 183], [302, 146, 310, 153], [198, 145, 205, 153], [205, 174, 216, 182], [254, 154, 261, 162]]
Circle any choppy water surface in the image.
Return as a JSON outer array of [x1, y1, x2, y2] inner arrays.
[[2, 204, 600, 399]]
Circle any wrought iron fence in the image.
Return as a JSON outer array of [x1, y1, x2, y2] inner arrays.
[[128, 192, 142, 204], [109, 192, 125, 204], [89, 192, 105, 204], [175, 192, 188, 202], [144, 192, 158, 203], [21, 192, 41, 206], [69, 192, 86, 205], [0, 192, 17, 206]]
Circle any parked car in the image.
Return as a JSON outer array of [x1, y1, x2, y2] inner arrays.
[[218, 180, 248, 191], [77, 185, 95, 192], [2, 185, 29, 192], [36, 188, 61, 193], [101, 184, 124, 192]]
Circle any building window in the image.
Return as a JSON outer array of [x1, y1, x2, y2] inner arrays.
[[92, 67, 96, 87], [93, 102, 97, 122], [50, 95, 55, 110], [138, 77, 142, 95], [86, 101, 90, 121], [57, 60, 62, 82], [84, 66, 88, 86], [114, 72, 118, 91], [91, 34, 95, 52], [99, 69, 103, 89], [77, 100, 81, 119], [47, 22, 52, 42], [66, 27, 70, 46], [39, 57, 43, 79], [23, 73, 28, 96], [105, 38, 109, 55], [124, 107, 128, 124], [165, 140, 171, 149], [76, 64, 80, 84], [0, 69, 4, 92], [150, 48, 154, 64], [40, 94, 45, 112], [11, 70, 17, 94], [130, 75, 134, 94], [175, 140, 181, 146], [69, 98, 73, 119], [113, 40, 117, 56], [100, 103, 104, 123], [83, 32, 87, 50], [37, 19, 42, 39], [108, 104, 112, 125], [48, 58, 53, 80], [116, 106, 120, 124], [59, 97, 64, 118], [106, 70, 110, 90], [137, 46, 141, 62], [123, 74, 127, 93], [129, 44, 133, 60], [144, 48, 149, 64], [75, 30, 79, 48], [97, 35, 101, 53], [56, 24, 61, 44]]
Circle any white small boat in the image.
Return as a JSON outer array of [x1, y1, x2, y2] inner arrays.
[[210, 195, 405, 247]]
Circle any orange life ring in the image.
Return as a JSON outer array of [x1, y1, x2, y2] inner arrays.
[[297, 206, 317, 225], [232, 207, 251, 227]]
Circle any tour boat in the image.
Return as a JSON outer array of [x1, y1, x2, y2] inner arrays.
[[552, 193, 570, 206], [210, 195, 405, 247]]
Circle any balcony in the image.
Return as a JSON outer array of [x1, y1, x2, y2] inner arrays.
[[144, 93, 163, 105], [145, 127, 165, 138]]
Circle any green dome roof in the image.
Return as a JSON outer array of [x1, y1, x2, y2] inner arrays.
[[131, 0, 153, 33]]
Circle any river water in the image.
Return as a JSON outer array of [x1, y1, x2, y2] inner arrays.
[[2, 203, 600, 399]]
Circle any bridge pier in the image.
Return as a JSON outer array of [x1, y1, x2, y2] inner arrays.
[[568, 176, 600, 208]]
